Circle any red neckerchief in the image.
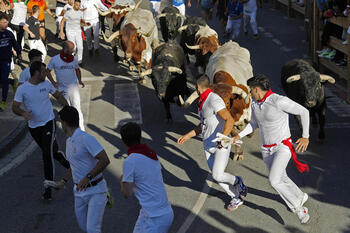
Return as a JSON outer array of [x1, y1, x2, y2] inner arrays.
[[128, 144, 158, 161], [198, 89, 213, 111], [60, 52, 74, 63], [258, 89, 274, 103]]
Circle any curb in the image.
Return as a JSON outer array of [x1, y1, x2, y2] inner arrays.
[[0, 121, 28, 158]]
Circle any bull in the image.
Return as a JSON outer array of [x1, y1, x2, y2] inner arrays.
[[281, 59, 336, 140], [140, 41, 190, 122], [183, 41, 253, 160], [157, 6, 185, 42], [103, 7, 159, 76], [178, 16, 206, 62], [184, 25, 220, 74]]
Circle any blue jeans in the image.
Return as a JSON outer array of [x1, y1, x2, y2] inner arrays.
[[133, 208, 174, 233], [0, 61, 13, 102]]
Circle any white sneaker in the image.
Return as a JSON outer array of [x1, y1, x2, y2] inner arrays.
[[342, 40, 348, 45], [296, 207, 310, 224]]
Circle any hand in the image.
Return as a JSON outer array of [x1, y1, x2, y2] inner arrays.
[[177, 134, 190, 144], [79, 80, 85, 88], [295, 137, 309, 153], [22, 110, 32, 121], [55, 180, 66, 190], [59, 31, 65, 40], [187, 1, 191, 7], [232, 135, 240, 144], [86, 22, 91, 26], [76, 177, 90, 191]]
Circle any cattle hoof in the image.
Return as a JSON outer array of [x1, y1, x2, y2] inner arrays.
[[233, 153, 244, 161], [138, 78, 146, 84], [129, 65, 137, 71], [122, 59, 128, 65]]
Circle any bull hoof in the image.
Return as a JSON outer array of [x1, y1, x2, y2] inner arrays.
[[129, 65, 137, 71], [138, 77, 146, 84], [122, 59, 128, 65], [233, 153, 244, 161]]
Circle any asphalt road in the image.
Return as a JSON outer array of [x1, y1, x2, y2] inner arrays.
[[1, 2, 350, 233]]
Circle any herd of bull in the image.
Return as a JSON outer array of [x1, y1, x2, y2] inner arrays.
[[96, 0, 337, 160]]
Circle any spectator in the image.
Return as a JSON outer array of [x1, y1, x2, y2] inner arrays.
[[55, 0, 67, 38], [0, 12, 20, 111], [9, 0, 27, 51], [0, 0, 14, 13], [18, 49, 42, 85], [194, 0, 216, 22], [225, 0, 243, 41], [242, 0, 258, 39], [58, 0, 74, 16], [12, 61, 70, 200], [60, 0, 90, 66], [23, 5, 47, 61], [81, 0, 108, 56], [47, 41, 86, 130], [55, 106, 110, 233], [120, 122, 174, 232], [26, 0, 56, 46]]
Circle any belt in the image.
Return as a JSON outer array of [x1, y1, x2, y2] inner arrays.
[[263, 137, 310, 173], [75, 176, 104, 188]]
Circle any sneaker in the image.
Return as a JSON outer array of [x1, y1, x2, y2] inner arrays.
[[342, 40, 349, 45], [318, 49, 330, 57], [0, 101, 5, 111], [42, 187, 52, 201], [106, 190, 114, 208], [235, 176, 248, 199], [324, 50, 336, 59], [13, 77, 18, 93], [227, 197, 243, 211], [296, 206, 310, 224]]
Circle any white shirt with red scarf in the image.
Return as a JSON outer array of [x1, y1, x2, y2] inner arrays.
[[238, 92, 310, 146]]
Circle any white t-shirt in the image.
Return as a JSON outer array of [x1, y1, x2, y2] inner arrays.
[[63, 3, 73, 12], [18, 67, 30, 84], [64, 9, 83, 31], [199, 92, 226, 149], [47, 54, 78, 91], [11, 2, 27, 26], [66, 128, 107, 196], [14, 80, 56, 128], [243, 0, 257, 13], [122, 153, 173, 217], [239, 93, 310, 145], [81, 0, 108, 22]]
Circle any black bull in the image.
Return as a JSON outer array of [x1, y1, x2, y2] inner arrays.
[[158, 6, 183, 42], [281, 59, 335, 140], [145, 42, 190, 121]]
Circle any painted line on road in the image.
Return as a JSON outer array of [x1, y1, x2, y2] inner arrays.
[[177, 175, 214, 233], [114, 83, 143, 126], [272, 38, 283, 46]]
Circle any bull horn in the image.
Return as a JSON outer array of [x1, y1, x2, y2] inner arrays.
[[178, 25, 188, 32], [185, 43, 200, 50], [140, 69, 152, 77], [156, 13, 167, 19], [94, 5, 111, 16], [182, 91, 199, 107], [176, 13, 186, 19], [168, 66, 182, 74], [286, 74, 301, 83], [102, 31, 120, 42], [135, 0, 143, 9], [232, 86, 250, 105], [320, 74, 335, 84], [138, 25, 155, 37]]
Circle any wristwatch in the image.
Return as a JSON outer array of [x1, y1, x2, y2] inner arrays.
[[87, 173, 93, 180]]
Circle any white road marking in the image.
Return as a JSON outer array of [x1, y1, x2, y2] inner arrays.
[[258, 26, 265, 32], [177, 175, 214, 233], [264, 32, 273, 38], [272, 38, 283, 45], [114, 83, 143, 126], [280, 46, 293, 52], [326, 88, 350, 117], [79, 85, 91, 127]]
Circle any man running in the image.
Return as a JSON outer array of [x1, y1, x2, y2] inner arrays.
[[225, 0, 243, 41], [233, 74, 310, 223], [60, 0, 90, 66], [12, 61, 70, 200], [120, 122, 174, 232], [177, 75, 247, 210], [18, 49, 43, 85], [55, 106, 110, 233], [47, 40, 86, 130], [242, 0, 258, 39]]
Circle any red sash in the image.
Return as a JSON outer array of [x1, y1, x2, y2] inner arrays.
[[128, 144, 158, 161], [263, 137, 310, 173], [60, 52, 74, 63], [258, 89, 274, 103], [198, 89, 213, 111]]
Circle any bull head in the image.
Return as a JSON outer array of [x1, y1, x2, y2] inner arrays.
[[231, 86, 250, 105]]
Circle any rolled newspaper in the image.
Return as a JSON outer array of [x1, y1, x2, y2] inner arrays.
[[43, 180, 60, 190], [212, 133, 243, 148]]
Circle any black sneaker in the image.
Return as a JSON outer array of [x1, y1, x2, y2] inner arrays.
[[42, 187, 52, 200]]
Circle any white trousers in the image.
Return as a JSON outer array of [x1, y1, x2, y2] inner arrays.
[[205, 145, 238, 198], [226, 18, 242, 40], [74, 192, 107, 233], [28, 39, 47, 61], [133, 208, 174, 233], [84, 20, 100, 50], [150, 1, 161, 16], [243, 10, 258, 35], [63, 84, 85, 130], [56, 6, 64, 34], [262, 144, 304, 211], [66, 30, 83, 64]]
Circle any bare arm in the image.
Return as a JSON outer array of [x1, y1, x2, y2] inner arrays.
[[46, 8, 56, 18], [120, 177, 135, 198], [23, 24, 34, 38], [46, 69, 58, 87], [12, 101, 32, 120], [59, 9, 66, 16], [177, 123, 202, 144], [217, 108, 234, 136], [59, 17, 66, 39], [75, 68, 85, 87], [52, 90, 68, 106]]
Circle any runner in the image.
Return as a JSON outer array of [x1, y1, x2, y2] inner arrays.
[[233, 74, 311, 223], [12, 61, 70, 200], [18, 49, 42, 85], [47, 40, 86, 130], [242, 0, 258, 39], [54, 105, 110, 233], [120, 122, 174, 232], [9, 0, 27, 51], [177, 75, 248, 210], [55, 0, 67, 38], [225, 0, 243, 41]]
